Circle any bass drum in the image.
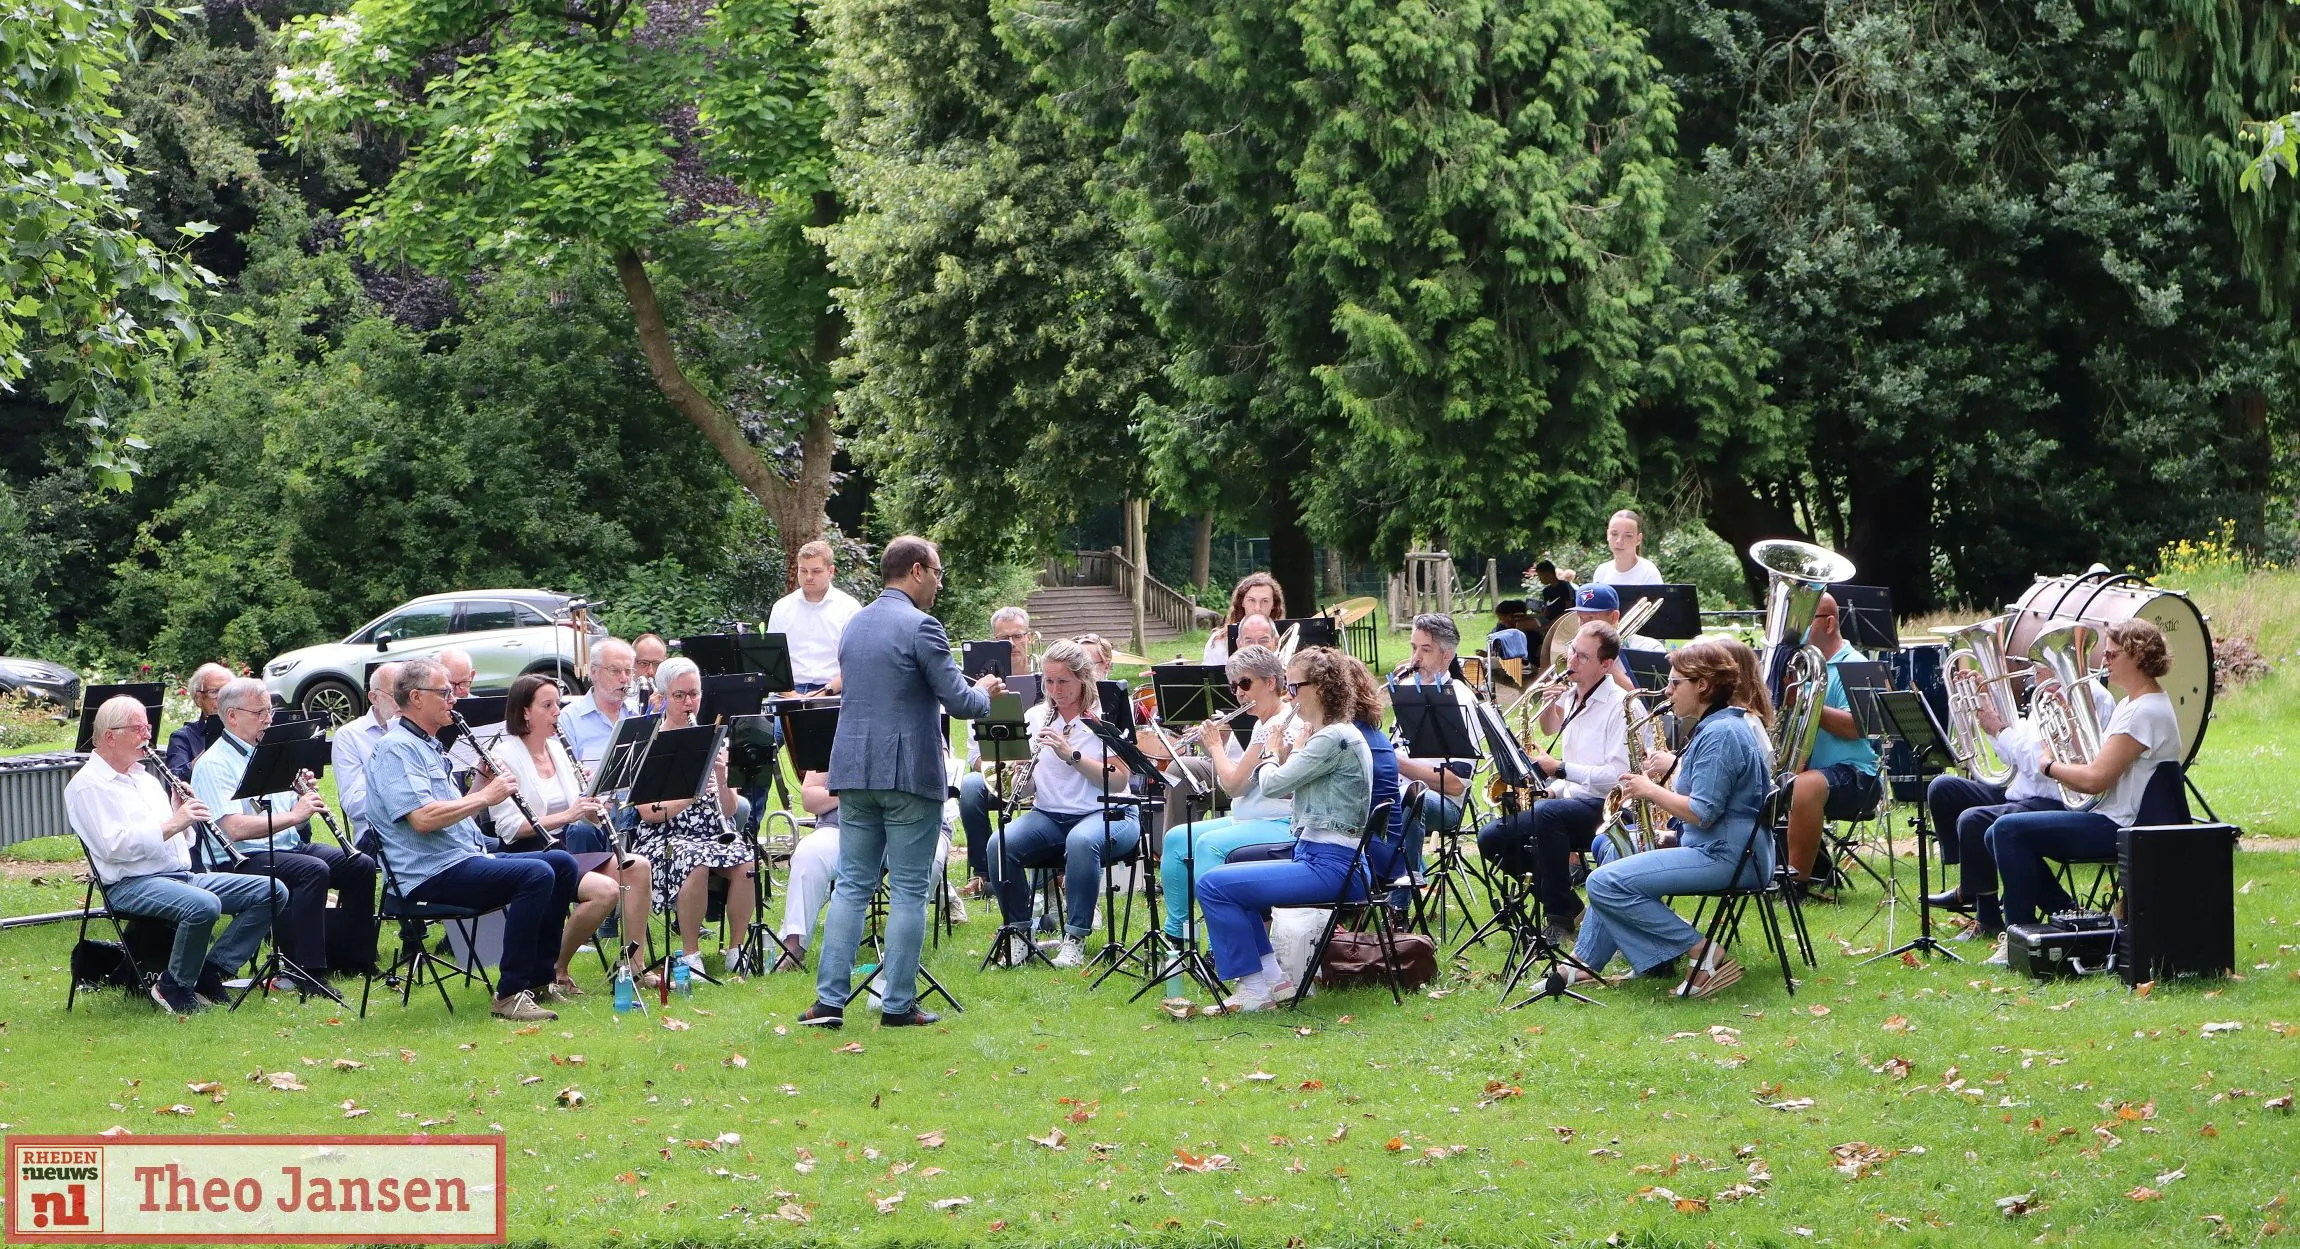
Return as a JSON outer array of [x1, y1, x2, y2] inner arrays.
[[2006, 573, 2214, 765]]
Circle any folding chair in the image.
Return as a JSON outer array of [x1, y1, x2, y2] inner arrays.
[[66, 839, 167, 1011], [1288, 801, 1403, 1007], [359, 841, 505, 1017], [2049, 762, 2189, 915], [1673, 787, 1810, 996]]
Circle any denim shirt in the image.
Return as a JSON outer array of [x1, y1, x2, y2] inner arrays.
[[1675, 706, 1770, 867], [1255, 723, 1373, 845], [366, 718, 487, 895]]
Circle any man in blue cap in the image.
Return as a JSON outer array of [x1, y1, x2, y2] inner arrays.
[[1569, 584, 1661, 693]]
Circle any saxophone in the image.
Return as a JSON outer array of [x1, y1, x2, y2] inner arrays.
[[1597, 700, 1666, 859]]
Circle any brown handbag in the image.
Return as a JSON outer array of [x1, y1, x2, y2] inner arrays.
[[1316, 927, 1438, 990]]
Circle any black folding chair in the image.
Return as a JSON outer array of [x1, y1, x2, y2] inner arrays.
[[359, 841, 505, 1017], [66, 839, 168, 1011], [1288, 801, 1403, 1007], [2050, 762, 2188, 914], [1673, 786, 1810, 996]]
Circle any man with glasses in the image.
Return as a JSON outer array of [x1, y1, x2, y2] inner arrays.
[[1389, 613, 1478, 904], [798, 535, 1003, 1029], [561, 639, 638, 772], [332, 662, 404, 853], [190, 677, 379, 985], [366, 658, 579, 1022], [1783, 592, 1883, 885], [165, 663, 234, 781], [67, 694, 285, 1012]]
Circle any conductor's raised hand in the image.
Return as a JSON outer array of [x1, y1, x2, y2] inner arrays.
[[974, 672, 1006, 696]]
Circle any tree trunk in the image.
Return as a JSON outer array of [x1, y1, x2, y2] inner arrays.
[[1322, 547, 1345, 601], [1191, 510, 1213, 590], [1702, 472, 1809, 602], [615, 248, 833, 590], [1268, 482, 1317, 620], [1846, 463, 1937, 616]]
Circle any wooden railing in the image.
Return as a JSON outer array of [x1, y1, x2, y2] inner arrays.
[[1042, 548, 1206, 634]]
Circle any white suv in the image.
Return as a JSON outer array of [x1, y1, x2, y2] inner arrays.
[[262, 589, 607, 724]]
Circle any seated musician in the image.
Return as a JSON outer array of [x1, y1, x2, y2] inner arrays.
[[332, 662, 401, 853], [1476, 621, 1632, 938], [1571, 584, 1661, 691], [1156, 645, 1298, 951], [1784, 593, 1883, 884], [1074, 632, 1117, 680], [1201, 573, 1284, 665], [1345, 655, 1408, 917], [1591, 509, 1663, 587], [1196, 647, 1375, 1011], [68, 695, 284, 1014], [632, 633, 669, 700], [1488, 600, 1534, 667], [191, 677, 378, 985], [1982, 619, 2182, 960], [365, 658, 581, 1022], [1389, 612, 1477, 895], [1920, 673, 2106, 935], [165, 663, 232, 782], [488, 675, 655, 991], [440, 648, 477, 699], [984, 640, 1141, 968], [561, 639, 639, 773], [1632, 638, 1775, 801], [958, 607, 1037, 898], [1553, 642, 1770, 998], [636, 657, 758, 978], [776, 769, 954, 969]]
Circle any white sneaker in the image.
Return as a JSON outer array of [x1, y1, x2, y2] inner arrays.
[[1982, 937, 2010, 968], [723, 949, 752, 977], [677, 951, 709, 979], [1051, 936, 1087, 969], [943, 891, 970, 925]]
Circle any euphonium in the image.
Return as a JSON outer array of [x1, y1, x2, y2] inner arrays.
[[1748, 538, 1856, 776], [1935, 615, 2020, 786], [2025, 621, 2107, 810]]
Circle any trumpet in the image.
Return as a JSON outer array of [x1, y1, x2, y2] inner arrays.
[[142, 745, 246, 867], [453, 711, 551, 847], [289, 768, 357, 854]]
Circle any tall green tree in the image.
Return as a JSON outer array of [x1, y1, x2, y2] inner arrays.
[[814, 0, 1164, 559], [2, 0, 217, 484], [272, 0, 841, 584], [1020, 0, 1678, 608]]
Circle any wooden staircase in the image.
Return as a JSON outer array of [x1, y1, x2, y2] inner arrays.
[[1024, 584, 1186, 645]]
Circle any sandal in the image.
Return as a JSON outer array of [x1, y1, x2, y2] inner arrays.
[[1673, 946, 1742, 999]]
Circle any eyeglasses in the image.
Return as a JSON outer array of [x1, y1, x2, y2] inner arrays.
[[668, 688, 702, 699], [225, 703, 272, 718], [1286, 681, 1306, 695], [925, 564, 946, 579], [1666, 675, 1688, 688], [995, 632, 1031, 643], [1232, 679, 1256, 692], [409, 686, 453, 700]]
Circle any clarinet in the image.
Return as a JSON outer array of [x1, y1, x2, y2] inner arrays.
[[452, 711, 552, 847], [290, 768, 356, 854], [141, 745, 247, 867]]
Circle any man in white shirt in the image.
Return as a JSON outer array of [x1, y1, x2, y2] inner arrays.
[[333, 662, 403, 849], [1571, 584, 1662, 691], [67, 695, 284, 1013], [1923, 680, 2105, 935], [1590, 509, 1662, 587], [1476, 621, 1641, 939], [768, 540, 863, 695]]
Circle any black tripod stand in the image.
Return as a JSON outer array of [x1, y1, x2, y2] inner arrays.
[[226, 734, 344, 1008], [1862, 690, 1962, 965], [974, 693, 1057, 972]]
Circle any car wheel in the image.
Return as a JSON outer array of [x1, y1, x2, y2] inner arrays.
[[300, 677, 365, 728]]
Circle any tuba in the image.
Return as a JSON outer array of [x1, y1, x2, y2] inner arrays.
[[1749, 538, 1856, 776], [1934, 615, 2020, 786], [2025, 621, 2107, 810]]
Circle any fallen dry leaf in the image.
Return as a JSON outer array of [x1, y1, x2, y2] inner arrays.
[[1028, 1126, 1068, 1151], [1169, 1149, 1234, 1173], [1997, 1193, 2037, 1217], [660, 1017, 691, 1032], [835, 1042, 865, 1055], [725, 1053, 748, 1069], [1882, 1015, 1912, 1033], [2128, 1186, 2162, 1202], [555, 1087, 584, 1108], [917, 1130, 946, 1149], [930, 1196, 972, 1211], [773, 1201, 809, 1223], [154, 1104, 194, 1117], [874, 1191, 905, 1215], [262, 1072, 307, 1093], [518, 1075, 543, 1086]]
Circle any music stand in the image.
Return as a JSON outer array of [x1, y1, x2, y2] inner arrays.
[[700, 672, 767, 724], [1120, 673, 1229, 1003], [1004, 673, 1042, 714], [1620, 650, 1673, 695], [1081, 717, 1160, 980], [973, 693, 1052, 973], [1619, 584, 1702, 641], [677, 632, 794, 691], [438, 695, 508, 769], [1835, 661, 1894, 737], [1825, 583, 1899, 651], [756, 701, 838, 974], [226, 734, 344, 1007], [1391, 683, 1482, 939], [75, 682, 164, 752], [1150, 664, 1235, 724], [1861, 690, 1961, 966], [628, 723, 727, 995], [961, 641, 1012, 680], [1095, 680, 1134, 733]]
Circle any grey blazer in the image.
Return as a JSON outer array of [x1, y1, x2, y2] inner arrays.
[[828, 587, 991, 801]]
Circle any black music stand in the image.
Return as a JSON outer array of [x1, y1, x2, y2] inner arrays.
[[1861, 691, 1962, 966], [1391, 683, 1482, 940], [1004, 673, 1042, 714], [1619, 584, 1703, 641], [1620, 650, 1673, 696], [678, 632, 795, 691], [974, 692, 1053, 973], [761, 702, 838, 974], [227, 734, 345, 1007], [589, 711, 659, 979], [1455, 701, 1538, 957], [1824, 659, 1898, 897], [1824, 584, 1899, 652], [75, 683, 164, 752], [1081, 717, 1158, 980], [627, 723, 727, 998], [1120, 677, 1228, 1004], [961, 641, 1012, 680], [1095, 680, 1134, 733]]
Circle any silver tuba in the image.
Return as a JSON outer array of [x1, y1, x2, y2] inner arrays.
[[2025, 620, 2107, 810], [1749, 538, 1856, 776], [1934, 615, 2021, 786]]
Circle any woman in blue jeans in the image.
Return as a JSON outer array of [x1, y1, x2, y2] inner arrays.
[[1982, 618, 2182, 954], [986, 640, 1141, 968], [1196, 647, 1375, 1012], [1157, 645, 1297, 944], [1556, 641, 1771, 999]]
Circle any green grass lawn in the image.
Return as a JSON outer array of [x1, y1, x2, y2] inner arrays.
[[2, 582, 2296, 1246]]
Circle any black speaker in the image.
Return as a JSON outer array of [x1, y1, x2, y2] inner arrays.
[[2118, 822, 2239, 985]]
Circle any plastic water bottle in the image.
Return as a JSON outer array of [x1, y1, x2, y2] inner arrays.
[[671, 957, 694, 998], [612, 965, 637, 1014]]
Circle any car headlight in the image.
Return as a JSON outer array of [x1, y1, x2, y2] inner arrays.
[[267, 660, 300, 678]]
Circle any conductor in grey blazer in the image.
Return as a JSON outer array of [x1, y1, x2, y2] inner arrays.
[[801, 535, 1003, 1028]]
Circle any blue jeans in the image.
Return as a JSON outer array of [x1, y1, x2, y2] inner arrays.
[[1574, 835, 1767, 976], [1986, 809, 2119, 928], [988, 807, 1144, 939], [409, 851, 579, 999], [105, 871, 285, 987], [1951, 793, 2062, 901], [1160, 816, 1292, 937], [1923, 775, 2004, 867], [1197, 839, 1365, 979], [814, 788, 943, 1015]]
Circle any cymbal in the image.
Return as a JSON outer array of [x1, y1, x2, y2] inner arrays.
[[1106, 649, 1155, 667], [1326, 596, 1379, 626]]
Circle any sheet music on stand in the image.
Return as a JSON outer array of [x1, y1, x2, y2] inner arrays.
[[1391, 684, 1480, 762], [75, 682, 164, 753], [1835, 660, 1894, 737], [1474, 702, 1537, 791], [1876, 690, 1953, 776], [588, 713, 661, 800]]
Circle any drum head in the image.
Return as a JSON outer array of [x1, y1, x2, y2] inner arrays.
[[2008, 575, 2214, 764]]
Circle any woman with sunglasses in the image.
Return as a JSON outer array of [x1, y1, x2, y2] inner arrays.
[[1154, 645, 1300, 951], [1195, 646, 1374, 1011], [636, 657, 757, 979], [1554, 641, 1770, 999]]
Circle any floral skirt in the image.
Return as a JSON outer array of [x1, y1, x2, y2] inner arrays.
[[645, 825, 756, 912]]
